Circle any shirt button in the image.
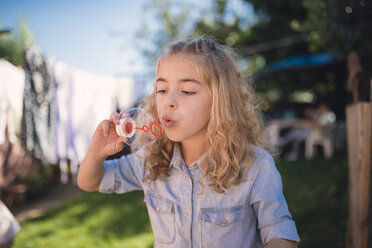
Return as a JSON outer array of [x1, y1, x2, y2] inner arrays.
[[156, 206, 161, 211], [184, 212, 189, 217], [221, 219, 227, 224]]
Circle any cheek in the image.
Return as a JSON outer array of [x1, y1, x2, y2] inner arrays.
[[201, 92, 212, 115], [156, 95, 162, 110], [155, 98, 162, 120], [200, 103, 212, 125], [202, 98, 212, 125], [187, 96, 212, 125]]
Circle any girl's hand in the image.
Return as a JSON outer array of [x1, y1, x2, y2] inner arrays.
[[89, 110, 127, 159]]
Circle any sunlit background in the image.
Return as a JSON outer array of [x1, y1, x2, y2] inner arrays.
[[1, 0, 371, 247]]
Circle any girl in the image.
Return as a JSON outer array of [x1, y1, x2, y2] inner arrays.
[[77, 38, 300, 248]]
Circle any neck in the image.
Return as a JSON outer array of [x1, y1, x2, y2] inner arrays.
[[181, 135, 208, 167]]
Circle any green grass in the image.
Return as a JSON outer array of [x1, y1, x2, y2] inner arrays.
[[13, 156, 348, 248], [277, 156, 348, 248], [13, 191, 154, 248]]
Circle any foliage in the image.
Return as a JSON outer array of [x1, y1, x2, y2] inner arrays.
[[236, 0, 346, 113], [136, 0, 197, 65], [301, 0, 372, 56], [137, 0, 372, 119], [240, 0, 308, 61], [0, 20, 34, 66]]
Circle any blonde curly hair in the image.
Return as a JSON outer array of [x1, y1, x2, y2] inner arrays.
[[139, 37, 270, 193]]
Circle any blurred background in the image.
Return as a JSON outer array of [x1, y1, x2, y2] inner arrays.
[[0, 0, 371, 247]]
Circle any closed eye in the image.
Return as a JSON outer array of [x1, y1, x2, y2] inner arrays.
[[156, 90, 166, 94], [182, 91, 196, 95]]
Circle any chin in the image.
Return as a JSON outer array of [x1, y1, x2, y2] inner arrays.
[[164, 130, 184, 142], [165, 134, 183, 142]]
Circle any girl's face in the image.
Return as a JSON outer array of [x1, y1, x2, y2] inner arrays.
[[155, 54, 212, 144]]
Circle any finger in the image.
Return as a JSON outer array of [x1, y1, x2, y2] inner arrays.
[[119, 136, 127, 143], [116, 136, 126, 150], [101, 120, 110, 137], [119, 109, 130, 119], [109, 112, 121, 124]]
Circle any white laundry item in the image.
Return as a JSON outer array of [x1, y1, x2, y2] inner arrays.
[[53, 61, 76, 162], [116, 77, 136, 110], [71, 70, 118, 162], [116, 77, 148, 110], [53, 60, 147, 164], [52, 61, 78, 183], [0, 106, 6, 145], [133, 78, 148, 102], [0, 59, 25, 145]]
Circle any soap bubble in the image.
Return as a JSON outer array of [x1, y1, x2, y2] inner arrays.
[[115, 108, 162, 150]]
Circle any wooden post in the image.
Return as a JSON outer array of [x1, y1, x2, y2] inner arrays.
[[369, 79, 372, 248], [346, 102, 372, 248]]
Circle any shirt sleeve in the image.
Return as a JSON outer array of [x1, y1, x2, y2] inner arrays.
[[250, 153, 300, 244], [99, 151, 146, 194]]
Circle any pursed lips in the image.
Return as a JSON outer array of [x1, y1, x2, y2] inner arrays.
[[162, 114, 177, 128]]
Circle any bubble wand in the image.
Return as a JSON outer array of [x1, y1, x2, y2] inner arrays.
[[115, 108, 163, 149]]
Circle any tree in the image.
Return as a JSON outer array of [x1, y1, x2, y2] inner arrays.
[[0, 20, 34, 66], [302, 0, 372, 56], [135, 0, 198, 68], [137, 0, 370, 118]]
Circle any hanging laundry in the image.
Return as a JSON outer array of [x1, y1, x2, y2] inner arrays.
[[21, 46, 57, 163], [0, 59, 25, 145], [53, 64, 119, 163], [116, 77, 147, 110], [70, 70, 119, 162], [52, 61, 75, 183], [53, 62, 147, 164], [53, 61, 75, 163]]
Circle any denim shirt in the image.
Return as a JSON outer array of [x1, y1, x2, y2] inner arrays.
[[99, 144, 300, 248]]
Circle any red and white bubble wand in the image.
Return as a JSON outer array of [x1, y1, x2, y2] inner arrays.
[[115, 108, 162, 149]]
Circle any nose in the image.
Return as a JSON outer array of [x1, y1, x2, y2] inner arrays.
[[164, 90, 178, 110]]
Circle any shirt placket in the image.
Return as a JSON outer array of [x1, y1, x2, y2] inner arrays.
[[189, 164, 201, 248], [178, 161, 193, 248]]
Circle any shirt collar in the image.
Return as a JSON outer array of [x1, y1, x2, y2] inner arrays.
[[170, 143, 184, 169], [170, 143, 207, 170]]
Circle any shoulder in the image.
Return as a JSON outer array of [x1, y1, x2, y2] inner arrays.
[[244, 146, 285, 201], [251, 145, 271, 162], [245, 145, 277, 181]]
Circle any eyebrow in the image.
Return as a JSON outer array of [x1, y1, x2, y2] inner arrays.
[[155, 77, 201, 84]]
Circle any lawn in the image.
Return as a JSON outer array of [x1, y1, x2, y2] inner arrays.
[[13, 156, 348, 248], [277, 157, 348, 248], [13, 191, 154, 248]]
